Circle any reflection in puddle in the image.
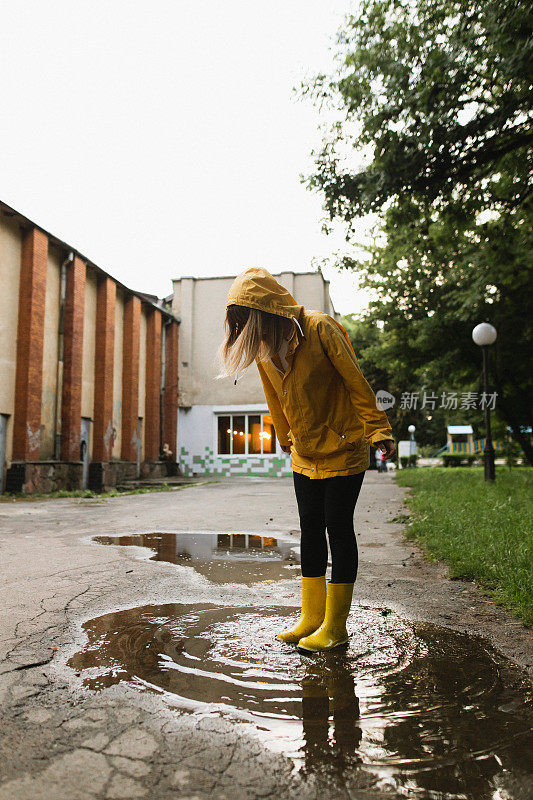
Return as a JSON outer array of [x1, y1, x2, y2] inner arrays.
[[93, 532, 299, 584], [70, 604, 533, 798]]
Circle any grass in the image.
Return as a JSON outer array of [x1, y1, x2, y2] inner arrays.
[[395, 467, 533, 625], [0, 483, 185, 503]]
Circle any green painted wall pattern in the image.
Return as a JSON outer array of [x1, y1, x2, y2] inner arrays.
[[179, 446, 292, 478]]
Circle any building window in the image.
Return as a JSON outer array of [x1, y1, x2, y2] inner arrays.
[[261, 414, 276, 454], [232, 415, 246, 454], [249, 415, 261, 454], [217, 416, 231, 454], [216, 413, 277, 456]]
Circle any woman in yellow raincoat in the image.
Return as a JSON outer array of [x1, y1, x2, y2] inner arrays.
[[219, 268, 395, 652]]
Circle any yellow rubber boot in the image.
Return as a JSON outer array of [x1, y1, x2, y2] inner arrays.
[[277, 576, 326, 643], [297, 583, 354, 653]]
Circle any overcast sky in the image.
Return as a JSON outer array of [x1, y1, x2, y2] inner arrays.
[[1, 1, 374, 315]]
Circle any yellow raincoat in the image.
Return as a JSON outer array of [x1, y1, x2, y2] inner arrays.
[[226, 268, 393, 479]]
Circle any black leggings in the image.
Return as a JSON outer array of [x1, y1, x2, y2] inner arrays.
[[292, 471, 365, 584]]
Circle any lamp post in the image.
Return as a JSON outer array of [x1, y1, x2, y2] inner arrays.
[[407, 424, 416, 465], [472, 323, 497, 482]]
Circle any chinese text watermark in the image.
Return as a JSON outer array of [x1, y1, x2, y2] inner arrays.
[[376, 390, 497, 412]]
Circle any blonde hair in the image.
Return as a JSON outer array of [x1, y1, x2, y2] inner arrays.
[[218, 304, 293, 378]]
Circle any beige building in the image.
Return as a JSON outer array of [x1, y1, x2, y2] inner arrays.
[[0, 200, 179, 494], [172, 271, 337, 477]]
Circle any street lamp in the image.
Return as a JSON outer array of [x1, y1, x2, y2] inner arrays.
[[407, 424, 416, 460], [472, 323, 497, 482]]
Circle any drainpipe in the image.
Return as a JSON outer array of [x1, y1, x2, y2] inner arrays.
[[160, 319, 167, 456], [54, 251, 74, 460]]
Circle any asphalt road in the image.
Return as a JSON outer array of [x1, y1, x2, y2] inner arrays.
[[0, 473, 531, 800]]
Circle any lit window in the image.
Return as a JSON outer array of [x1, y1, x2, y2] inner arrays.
[[249, 415, 261, 454], [262, 414, 277, 454], [216, 413, 279, 456], [233, 416, 245, 454]]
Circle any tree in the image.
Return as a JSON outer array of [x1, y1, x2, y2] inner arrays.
[[305, 0, 533, 463], [341, 313, 496, 450]]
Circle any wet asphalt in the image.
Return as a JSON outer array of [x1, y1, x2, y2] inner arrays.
[[1, 473, 532, 799]]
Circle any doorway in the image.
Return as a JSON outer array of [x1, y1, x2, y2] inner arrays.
[[80, 418, 91, 490], [0, 415, 8, 494], [137, 417, 143, 478]]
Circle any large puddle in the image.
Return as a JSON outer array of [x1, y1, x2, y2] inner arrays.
[[70, 603, 533, 799], [93, 532, 299, 584]]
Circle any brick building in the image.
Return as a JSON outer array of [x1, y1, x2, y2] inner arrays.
[[0, 201, 179, 494]]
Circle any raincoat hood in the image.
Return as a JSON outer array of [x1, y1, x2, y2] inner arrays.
[[226, 268, 304, 322]]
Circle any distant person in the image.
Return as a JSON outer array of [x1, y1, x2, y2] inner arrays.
[[161, 442, 173, 462], [375, 447, 385, 473], [218, 268, 395, 652]]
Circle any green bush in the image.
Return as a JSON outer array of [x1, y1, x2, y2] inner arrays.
[[417, 444, 439, 457], [502, 439, 523, 469], [400, 454, 419, 468], [442, 453, 478, 467]]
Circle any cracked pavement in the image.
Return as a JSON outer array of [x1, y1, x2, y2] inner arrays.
[[0, 474, 532, 800]]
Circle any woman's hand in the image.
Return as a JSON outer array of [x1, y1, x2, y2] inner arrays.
[[376, 439, 396, 460]]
